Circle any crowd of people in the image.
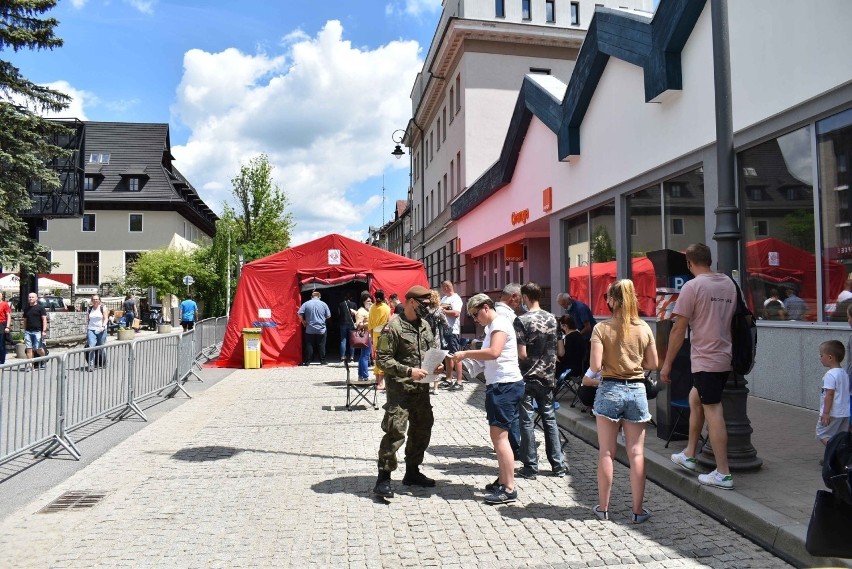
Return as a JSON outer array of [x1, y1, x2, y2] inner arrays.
[[366, 243, 849, 522]]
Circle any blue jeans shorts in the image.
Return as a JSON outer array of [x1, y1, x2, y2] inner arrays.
[[24, 331, 43, 350], [485, 380, 525, 431], [592, 379, 651, 423]]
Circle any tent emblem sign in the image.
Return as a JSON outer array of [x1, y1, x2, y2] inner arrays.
[[328, 249, 341, 265]]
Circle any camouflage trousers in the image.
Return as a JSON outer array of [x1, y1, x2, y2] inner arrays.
[[377, 379, 434, 472]]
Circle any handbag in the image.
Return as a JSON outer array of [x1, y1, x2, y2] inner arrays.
[[348, 329, 370, 349], [643, 371, 660, 400], [805, 490, 852, 558]]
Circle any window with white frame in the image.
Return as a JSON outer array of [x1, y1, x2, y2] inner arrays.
[[129, 213, 143, 232]]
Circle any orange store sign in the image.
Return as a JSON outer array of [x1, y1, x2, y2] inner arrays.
[[511, 208, 530, 226]]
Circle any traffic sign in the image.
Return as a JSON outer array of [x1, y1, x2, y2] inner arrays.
[[183, 275, 195, 286]]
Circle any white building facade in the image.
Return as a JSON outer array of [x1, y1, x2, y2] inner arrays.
[[406, 0, 652, 301]]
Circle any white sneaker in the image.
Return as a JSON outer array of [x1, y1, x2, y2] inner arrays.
[[698, 469, 734, 490], [670, 451, 697, 472]]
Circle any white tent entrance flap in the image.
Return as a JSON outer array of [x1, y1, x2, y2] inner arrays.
[[299, 273, 369, 292]]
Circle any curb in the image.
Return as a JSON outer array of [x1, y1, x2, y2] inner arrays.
[[554, 404, 851, 569]]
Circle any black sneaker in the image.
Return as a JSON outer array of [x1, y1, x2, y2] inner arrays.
[[373, 478, 394, 498], [448, 383, 464, 391], [402, 470, 436, 487], [552, 467, 568, 478], [516, 467, 537, 480], [438, 379, 453, 389], [484, 485, 518, 505], [484, 478, 501, 492]]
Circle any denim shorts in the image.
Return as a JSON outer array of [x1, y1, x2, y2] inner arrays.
[[24, 331, 43, 350], [485, 380, 525, 431], [592, 379, 651, 423], [444, 332, 460, 355]]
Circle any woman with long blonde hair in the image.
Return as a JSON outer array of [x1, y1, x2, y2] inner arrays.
[[589, 279, 658, 523]]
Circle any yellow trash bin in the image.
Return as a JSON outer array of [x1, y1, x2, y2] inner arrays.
[[242, 327, 262, 369]]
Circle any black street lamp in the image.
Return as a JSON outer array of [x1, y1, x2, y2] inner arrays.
[[391, 129, 406, 159]]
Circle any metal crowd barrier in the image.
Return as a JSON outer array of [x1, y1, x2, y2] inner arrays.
[[0, 324, 224, 465]]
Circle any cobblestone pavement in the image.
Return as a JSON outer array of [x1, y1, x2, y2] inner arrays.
[[0, 364, 791, 568]]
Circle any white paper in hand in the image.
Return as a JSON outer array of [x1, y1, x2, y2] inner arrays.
[[415, 348, 449, 383]]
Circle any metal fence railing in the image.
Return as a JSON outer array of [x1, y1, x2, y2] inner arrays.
[[0, 317, 225, 465]]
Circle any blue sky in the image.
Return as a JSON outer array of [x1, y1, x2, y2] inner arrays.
[[10, 0, 443, 244]]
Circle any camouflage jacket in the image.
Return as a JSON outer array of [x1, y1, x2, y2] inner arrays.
[[376, 315, 436, 388]]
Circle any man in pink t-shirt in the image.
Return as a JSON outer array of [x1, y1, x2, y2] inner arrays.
[[661, 243, 737, 490]]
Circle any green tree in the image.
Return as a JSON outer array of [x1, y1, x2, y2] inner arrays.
[[0, 0, 69, 274], [228, 154, 294, 262], [591, 225, 616, 263], [192, 212, 239, 316], [127, 248, 213, 299], [782, 209, 816, 251]]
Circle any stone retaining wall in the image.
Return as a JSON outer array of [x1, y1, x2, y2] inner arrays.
[[9, 312, 87, 347]]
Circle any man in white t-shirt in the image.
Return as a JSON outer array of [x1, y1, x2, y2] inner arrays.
[[661, 243, 737, 490], [440, 280, 465, 391]]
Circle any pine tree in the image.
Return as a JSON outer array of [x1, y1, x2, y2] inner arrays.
[[0, 0, 69, 274]]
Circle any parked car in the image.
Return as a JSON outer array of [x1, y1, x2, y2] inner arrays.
[[7, 295, 67, 311]]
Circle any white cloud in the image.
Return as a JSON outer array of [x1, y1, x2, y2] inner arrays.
[[39, 80, 95, 120], [70, 0, 88, 8], [125, 0, 154, 14], [171, 20, 420, 246], [386, 0, 442, 17]]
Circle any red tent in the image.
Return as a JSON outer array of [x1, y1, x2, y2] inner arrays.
[[217, 234, 428, 368], [568, 256, 657, 317]]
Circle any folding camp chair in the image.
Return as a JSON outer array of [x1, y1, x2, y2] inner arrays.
[[345, 357, 378, 410], [553, 368, 580, 403], [664, 399, 705, 451]]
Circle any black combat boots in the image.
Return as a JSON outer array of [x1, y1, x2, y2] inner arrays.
[[402, 467, 436, 487], [373, 470, 393, 498]]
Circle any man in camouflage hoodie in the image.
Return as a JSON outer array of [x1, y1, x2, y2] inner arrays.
[[515, 282, 567, 479], [373, 285, 440, 498]]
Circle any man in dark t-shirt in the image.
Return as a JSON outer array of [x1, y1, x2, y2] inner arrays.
[[22, 292, 48, 363]]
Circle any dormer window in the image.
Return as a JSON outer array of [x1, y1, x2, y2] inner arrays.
[[88, 153, 110, 164], [128, 178, 140, 192]]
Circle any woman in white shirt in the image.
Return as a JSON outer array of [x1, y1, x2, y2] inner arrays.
[[451, 293, 524, 505], [86, 294, 108, 371]]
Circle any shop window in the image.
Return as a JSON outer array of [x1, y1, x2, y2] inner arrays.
[[818, 107, 852, 321], [589, 203, 616, 315], [565, 213, 591, 307], [627, 185, 662, 259], [739, 124, 817, 321], [664, 169, 705, 251]]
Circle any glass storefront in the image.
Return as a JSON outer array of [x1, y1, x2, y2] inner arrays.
[[817, 108, 852, 321], [564, 202, 615, 316]]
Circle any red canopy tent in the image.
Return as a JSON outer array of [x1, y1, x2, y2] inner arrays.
[[568, 256, 657, 317], [217, 234, 428, 368]]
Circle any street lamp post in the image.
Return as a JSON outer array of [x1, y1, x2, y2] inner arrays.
[[708, 0, 762, 471]]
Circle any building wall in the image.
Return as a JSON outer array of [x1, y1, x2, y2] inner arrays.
[[41, 210, 206, 284]]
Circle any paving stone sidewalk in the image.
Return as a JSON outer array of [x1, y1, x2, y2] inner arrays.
[[0, 365, 790, 568]]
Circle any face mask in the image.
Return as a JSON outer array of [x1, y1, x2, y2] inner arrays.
[[365, 301, 373, 309], [415, 301, 431, 319]]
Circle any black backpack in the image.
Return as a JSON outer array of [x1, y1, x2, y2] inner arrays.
[[728, 275, 757, 376], [823, 431, 852, 506]]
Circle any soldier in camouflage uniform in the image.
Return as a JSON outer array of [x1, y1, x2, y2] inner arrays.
[[373, 285, 440, 498], [515, 282, 567, 478]]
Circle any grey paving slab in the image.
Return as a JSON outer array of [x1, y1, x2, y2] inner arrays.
[[0, 364, 792, 568]]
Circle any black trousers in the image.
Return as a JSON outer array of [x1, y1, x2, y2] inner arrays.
[[303, 332, 327, 364]]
